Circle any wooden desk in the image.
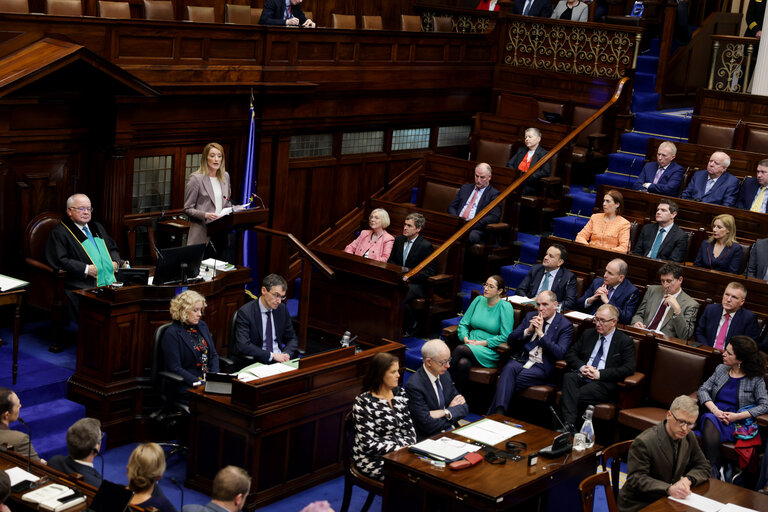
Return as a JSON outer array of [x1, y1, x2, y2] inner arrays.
[[640, 479, 768, 511], [0, 288, 24, 384], [185, 341, 404, 510], [382, 414, 600, 511]]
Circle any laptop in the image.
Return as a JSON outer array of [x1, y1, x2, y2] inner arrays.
[[204, 372, 233, 395], [86, 479, 134, 512]]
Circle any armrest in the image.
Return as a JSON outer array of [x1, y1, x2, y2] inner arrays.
[[540, 176, 561, 185], [484, 222, 510, 233], [25, 257, 55, 274], [555, 360, 567, 370], [219, 356, 234, 367], [441, 324, 459, 350], [757, 414, 768, 428], [427, 274, 453, 285], [441, 324, 458, 338], [158, 370, 185, 383], [495, 342, 510, 354], [618, 372, 645, 388]]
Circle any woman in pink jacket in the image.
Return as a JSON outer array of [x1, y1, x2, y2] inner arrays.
[[344, 208, 394, 262]]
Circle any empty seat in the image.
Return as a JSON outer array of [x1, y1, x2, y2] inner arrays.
[[0, 0, 29, 13], [98, 1, 130, 18], [143, 0, 173, 20], [474, 139, 512, 167], [225, 3, 250, 24], [186, 5, 214, 22], [694, 122, 735, 149], [432, 16, 453, 32], [743, 126, 768, 153], [362, 15, 382, 29], [331, 13, 356, 29], [251, 7, 262, 24], [400, 14, 421, 31], [46, 0, 82, 16]]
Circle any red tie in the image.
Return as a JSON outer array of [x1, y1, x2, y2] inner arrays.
[[647, 301, 668, 330], [714, 313, 730, 351], [461, 188, 479, 219], [284, 4, 291, 20]]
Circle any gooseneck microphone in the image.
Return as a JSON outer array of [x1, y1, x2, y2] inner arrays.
[[549, 406, 567, 431], [170, 477, 185, 510], [17, 417, 32, 471]]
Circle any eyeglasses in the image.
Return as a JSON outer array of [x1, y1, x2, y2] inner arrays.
[[268, 290, 287, 302], [430, 358, 450, 367], [670, 411, 696, 429], [483, 282, 498, 289], [594, 317, 616, 324], [69, 206, 93, 213]]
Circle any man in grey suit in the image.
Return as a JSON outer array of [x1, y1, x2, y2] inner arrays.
[[746, 237, 768, 281], [182, 466, 251, 512], [631, 263, 698, 340]]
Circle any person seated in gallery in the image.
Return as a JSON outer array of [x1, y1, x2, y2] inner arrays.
[[127, 443, 178, 512], [448, 275, 514, 395], [631, 141, 684, 196], [695, 282, 760, 350], [489, 291, 574, 416], [515, 243, 578, 311], [745, 236, 768, 282], [736, 159, 768, 213], [630, 263, 698, 340], [692, 214, 742, 275], [551, 0, 588, 21], [506, 127, 550, 195], [0, 387, 44, 463], [259, 0, 315, 28], [161, 290, 220, 404], [631, 199, 688, 262], [574, 189, 631, 253], [476, 0, 500, 11], [577, 258, 639, 324], [232, 274, 298, 366], [512, 0, 553, 17], [680, 151, 739, 207], [344, 208, 395, 263], [181, 466, 251, 512], [48, 418, 103, 488], [447, 162, 501, 244], [351, 352, 416, 481]]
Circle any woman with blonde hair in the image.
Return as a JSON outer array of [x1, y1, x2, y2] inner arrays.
[[184, 142, 232, 247], [127, 443, 177, 512], [344, 208, 395, 262], [693, 214, 742, 274]]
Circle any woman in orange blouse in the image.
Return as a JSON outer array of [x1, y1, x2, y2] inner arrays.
[[575, 189, 631, 253]]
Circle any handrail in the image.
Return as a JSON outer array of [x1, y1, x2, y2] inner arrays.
[[404, 77, 629, 282], [252, 225, 334, 279]]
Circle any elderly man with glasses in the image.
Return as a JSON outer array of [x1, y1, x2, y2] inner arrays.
[[405, 339, 467, 440], [231, 274, 298, 368], [619, 395, 710, 512]]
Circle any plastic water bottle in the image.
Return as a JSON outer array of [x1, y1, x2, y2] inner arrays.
[[580, 405, 595, 449], [340, 331, 351, 348]]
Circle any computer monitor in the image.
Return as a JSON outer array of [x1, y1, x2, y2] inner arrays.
[[116, 268, 150, 286], [153, 243, 206, 285]]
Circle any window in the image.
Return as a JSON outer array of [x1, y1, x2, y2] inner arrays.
[[185, 153, 202, 182], [132, 155, 172, 214], [437, 125, 471, 147], [289, 134, 334, 158], [392, 128, 430, 151], [341, 131, 384, 155]]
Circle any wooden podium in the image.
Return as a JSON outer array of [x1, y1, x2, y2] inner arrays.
[[205, 208, 269, 237]]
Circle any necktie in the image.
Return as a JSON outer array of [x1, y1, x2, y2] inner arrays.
[[704, 178, 715, 195], [648, 227, 666, 258], [522, 0, 532, 15], [539, 272, 551, 294], [751, 187, 766, 212], [714, 313, 730, 351], [264, 310, 274, 353], [591, 336, 606, 369], [284, 3, 291, 20], [647, 300, 668, 330], [535, 320, 549, 342], [607, 286, 614, 300], [460, 188, 479, 220], [83, 225, 97, 248], [403, 240, 412, 265], [653, 166, 665, 184], [435, 378, 445, 408]]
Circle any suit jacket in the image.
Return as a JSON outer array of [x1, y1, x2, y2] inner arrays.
[[259, 0, 307, 25], [578, 278, 640, 325], [630, 285, 699, 340], [344, 229, 395, 262], [618, 421, 710, 512], [745, 0, 766, 37], [161, 320, 220, 386], [631, 161, 685, 196], [45, 217, 121, 290], [515, 264, 578, 311], [631, 223, 688, 262], [736, 177, 766, 211], [233, 299, 298, 364], [507, 146, 550, 195], [564, 327, 635, 386], [551, 0, 589, 21], [387, 235, 436, 284], [680, 170, 739, 206], [507, 311, 574, 376], [48, 455, 102, 488], [183, 171, 232, 245], [405, 366, 468, 440], [694, 304, 760, 348], [746, 237, 768, 279], [693, 240, 743, 275], [447, 184, 501, 229], [512, 0, 553, 17], [0, 424, 41, 462]]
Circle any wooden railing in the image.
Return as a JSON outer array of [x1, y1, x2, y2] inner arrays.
[[708, 35, 760, 94]]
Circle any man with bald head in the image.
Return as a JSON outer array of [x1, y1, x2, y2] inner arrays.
[[447, 162, 501, 244], [405, 339, 468, 440], [680, 151, 739, 206], [578, 258, 640, 324], [183, 466, 251, 512]]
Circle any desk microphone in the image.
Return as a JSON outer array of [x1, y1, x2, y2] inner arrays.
[[207, 240, 218, 280], [170, 477, 184, 510], [549, 406, 567, 431], [17, 417, 32, 472], [251, 193, 266, 210], [538, 408, 572, 459]]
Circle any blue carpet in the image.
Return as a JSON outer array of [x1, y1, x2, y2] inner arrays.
[[608, 152, 644, 175]]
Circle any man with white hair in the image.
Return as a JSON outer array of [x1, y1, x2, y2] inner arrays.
[[632, 141, 684, 196]]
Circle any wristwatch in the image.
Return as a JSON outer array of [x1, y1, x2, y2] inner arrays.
[[444, 409, 452, 420]]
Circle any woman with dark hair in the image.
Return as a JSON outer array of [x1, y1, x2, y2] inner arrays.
[[351, 352, 416, 480], [693, 214, 742, 274], [575, 189, 631, 253], [449, 275, 514, 394], [698, 335, 768, 479]]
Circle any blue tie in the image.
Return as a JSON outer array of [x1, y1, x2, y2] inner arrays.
[[704, 178, 715, 195], [522, 0, 532, 15], [403, 240, 412, 266], [83, 225, 97, 248], [590, 336, 606, 369], [648, 227, 665, 258], [435, 378, 445, 408]]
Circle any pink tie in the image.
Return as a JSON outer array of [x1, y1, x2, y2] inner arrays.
[[714, 313, 730, 351], [461, 188, 479, 220]]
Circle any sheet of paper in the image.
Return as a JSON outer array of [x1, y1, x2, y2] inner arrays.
[[506, 296, 536, 305], [669, 492, 725, 512], [201, 258, 236, 271], [0, 273, 29, 292], [453, 418, 525, 445], [238, 362, 297, 380], [4, 466, 39, 485], [564, 310, 594, 321], [411, 437, 480, 461], [718, 504, 758, 512]]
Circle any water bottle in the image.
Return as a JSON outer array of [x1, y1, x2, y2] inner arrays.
[[580, 405, 595, 449], [340, 331, 351, 348]]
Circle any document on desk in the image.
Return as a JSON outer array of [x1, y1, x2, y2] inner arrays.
[[201, 258, 236, 271], [409, 437, 480, 462], [668, 492, 732, 512], [564, 311, 594, 321], [718, 504, 758, 512], [237, 361, 298, 382], [453, 418, 525, 445], [4, 466, 39, 485], [0, 273, 28, 292], [506, 296, 536, 306]]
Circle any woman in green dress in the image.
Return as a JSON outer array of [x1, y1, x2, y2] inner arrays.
[[448, 275, 514, 395]]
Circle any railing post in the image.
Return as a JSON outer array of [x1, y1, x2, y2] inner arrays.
[[708, 40, 720, 89], [745, 42, 755, 92], [654, 0, 678, 101]]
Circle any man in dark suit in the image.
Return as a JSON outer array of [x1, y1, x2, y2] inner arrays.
[[259, 0, 315, 27], [680, 151, 739, 206], [578, 258, 640, 324], [507, 127, 550, 195], [512, 0, 553, 17], [632, 141, 685, 196], [746, 237, 768, 281], [48, 418, 103, 488], [182, 466, 251, 512], [516, 243, 578, 310], [489, 291, 574, 415], [631, 199, 689, 262], [232, 274, 299, 366], [560, 304, 635, 429], [388, 213, 436, 336], [447, 162, 501, 244], [694, 282, 760, 350], [405, 339, 468, 440], [736, 159, 768, 212]]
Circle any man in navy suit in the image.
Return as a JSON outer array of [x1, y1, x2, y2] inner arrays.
[[694, 282, 760, 350], [48, 418, 103, 488], [560, 304, 635, 429], [512, 0, 553, 17], [447, 162, 502, 244], [632, 141, 685, 196], [746, 237, 768, 281], [489, 291, 574, 415], [388, 213, 436, 336], [259, 0, 315, 27], [736, 159, 768, 212], [631, 199, 689, 262], [578, 258, 640, 324], [182, 466, 251, 512], [232, 274, 299, 366], [516, 243, 578, 310], [680, 151, 739, 206], [405, 339, 468, 440], [507, 127, 550, 195]]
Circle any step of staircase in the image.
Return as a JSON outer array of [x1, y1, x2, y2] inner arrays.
[[636, 54, 659, 75], [10, 397, 85, 460]]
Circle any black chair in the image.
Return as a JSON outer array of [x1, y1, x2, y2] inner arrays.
[[149, 322, 188, 459], [228, 309, 254, 371], [340, 411, 383, 512]]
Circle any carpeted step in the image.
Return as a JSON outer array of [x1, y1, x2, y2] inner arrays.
[[595, 172, 636, 190], [9, 397, 85, 460], [441, 317, 460, 330], [634, 110, 692, 140], [553, 215, 589, 240], [632, 92, 660, 113], [608, 152, 645, 175], [567, 190, 596, 216], [648, 38, 661, 57], [620, 132, 657, 156], [500, 263, 531, 292], [634, 72, 656, 93], [517, 233, 540, 264], [636, 55, 659, 75]]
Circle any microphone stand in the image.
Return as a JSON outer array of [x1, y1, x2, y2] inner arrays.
[[17, 417, 32, 472]]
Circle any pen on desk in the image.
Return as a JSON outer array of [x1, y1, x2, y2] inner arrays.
[[504, 420, 524, 428]]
